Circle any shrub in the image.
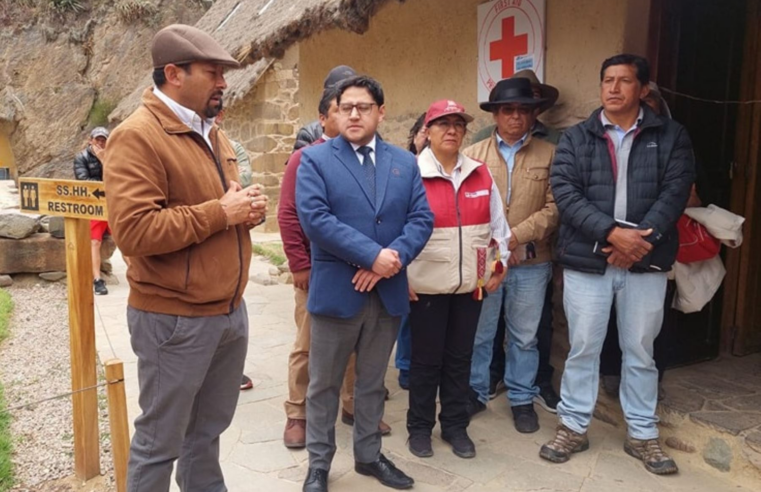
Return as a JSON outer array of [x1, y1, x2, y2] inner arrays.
[[116, 0, 156, 23], [51, 0, 85, 13], [87, 98, 116, 128]]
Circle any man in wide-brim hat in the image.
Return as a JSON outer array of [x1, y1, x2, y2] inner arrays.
[[463, 76, 559, 435], [473, 70, 561, 144]]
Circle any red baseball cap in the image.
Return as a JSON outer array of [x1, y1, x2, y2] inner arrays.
[[424, 99, 474, 127]]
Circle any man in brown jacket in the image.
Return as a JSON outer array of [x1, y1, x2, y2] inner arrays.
[[464, 78, 558, 434], [103, 25, 267, 492]]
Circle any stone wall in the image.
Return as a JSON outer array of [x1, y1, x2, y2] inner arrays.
[[223, 55, 299, 233]]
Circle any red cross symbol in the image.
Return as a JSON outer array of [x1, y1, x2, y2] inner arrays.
[[490, 16, 528, 78]]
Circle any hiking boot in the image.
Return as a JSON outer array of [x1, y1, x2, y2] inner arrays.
[[341, 409, 392, 435], [442, 430, 476, 459], [240, 374, 253, 391], [624, 437, 679, 475], [283, 418, 306, 448], [93, 278, 108, 295], [512, 404, 539, 433], [539, 424, 590, 463], [407, 434, 433, 458], [533, 383, 560, 414]]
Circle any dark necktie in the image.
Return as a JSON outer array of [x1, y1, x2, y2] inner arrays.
[[358, 145, 375, 205]]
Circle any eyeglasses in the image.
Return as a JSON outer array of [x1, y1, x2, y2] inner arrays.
[[338, 103, 377, 116], [429, 119, 467, 133], [498, 106, 532, 116]]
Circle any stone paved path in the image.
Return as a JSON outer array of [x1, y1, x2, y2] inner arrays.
[[93, 234, 756, 492]]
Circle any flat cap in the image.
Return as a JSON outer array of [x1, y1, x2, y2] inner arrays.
[[152, 24, 240, 69]]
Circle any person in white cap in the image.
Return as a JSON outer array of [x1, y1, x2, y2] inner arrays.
[[74, 126, 111, 295]]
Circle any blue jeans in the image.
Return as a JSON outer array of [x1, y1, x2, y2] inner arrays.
[[395, 316, 411, 371], [470, 262, 552, 406], [558, 267, 667, 440]]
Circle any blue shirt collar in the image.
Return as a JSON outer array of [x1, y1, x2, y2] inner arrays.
[[496, 132, 528, 150]]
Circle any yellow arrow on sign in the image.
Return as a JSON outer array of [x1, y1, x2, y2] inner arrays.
[[19, 177, 108, 221]]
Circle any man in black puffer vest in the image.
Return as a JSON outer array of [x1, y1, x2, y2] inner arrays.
[[540, 54, 694, 476]]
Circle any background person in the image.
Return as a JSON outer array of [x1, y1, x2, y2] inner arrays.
[[406, 100, 509, 459], [74, 126, 111, 296], [395, 111, 428, 391], [464, 78, 559, 434], [543, 54, 694, 475], [296, 75, 433, 492], [278, 86, 391, 449]]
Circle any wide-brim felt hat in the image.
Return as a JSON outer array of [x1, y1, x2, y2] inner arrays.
[[480, 78, 546, 112], [511, 69, 559, 114]]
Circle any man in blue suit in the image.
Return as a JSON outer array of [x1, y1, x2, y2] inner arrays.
[[297, 75, 433, 492]]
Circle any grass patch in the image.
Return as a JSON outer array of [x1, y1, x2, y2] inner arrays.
[[0, 288, 15, 491], [252, 242, 286, 267], [87, 98, 116, 128]]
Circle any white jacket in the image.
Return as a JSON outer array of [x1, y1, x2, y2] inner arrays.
[[672, 205, 745, 313]]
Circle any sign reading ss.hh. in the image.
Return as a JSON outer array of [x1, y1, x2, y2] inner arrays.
[[19, 178, 108, 220], [477, 0, 546, 102]]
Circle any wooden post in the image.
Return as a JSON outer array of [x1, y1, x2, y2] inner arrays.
[[105, 359, 129, 492], [64, 217, 100, 480]]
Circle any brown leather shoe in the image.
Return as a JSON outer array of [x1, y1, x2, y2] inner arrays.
[[283, 418, 306, 448], [341, 409, 392, 435]]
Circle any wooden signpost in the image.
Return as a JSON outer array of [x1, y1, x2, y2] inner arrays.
[[19, 177, 105, 480]]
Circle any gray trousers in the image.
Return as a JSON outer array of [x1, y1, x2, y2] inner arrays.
[[126, 301, 248, 492], [306, 293, 400, 470]]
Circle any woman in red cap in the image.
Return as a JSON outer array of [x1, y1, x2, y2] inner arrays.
[[406, 100, 510, 459]]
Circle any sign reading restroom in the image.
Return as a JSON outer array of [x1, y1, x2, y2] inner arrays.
[[19, 178, 108, 220]]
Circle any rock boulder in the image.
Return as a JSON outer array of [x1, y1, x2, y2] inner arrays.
[[0, 233, 65, 274], [0, 210, 40, 239]]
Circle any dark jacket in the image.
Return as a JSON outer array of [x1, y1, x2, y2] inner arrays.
[[73, 147, 103, 181], [550, 105, 695, 274], [293, 120, 323, 151]]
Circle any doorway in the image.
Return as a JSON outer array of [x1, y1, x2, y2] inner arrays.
[[648, 0, 760, 363]]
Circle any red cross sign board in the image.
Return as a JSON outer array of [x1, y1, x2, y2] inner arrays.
[[477, 0, 546, 102]]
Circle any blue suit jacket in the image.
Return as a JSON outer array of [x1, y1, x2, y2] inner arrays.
[[296, 135, 433, 318]]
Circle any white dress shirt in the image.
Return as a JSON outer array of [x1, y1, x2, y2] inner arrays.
[[153, 87, 215, 149], [350, 136, 377, 166]]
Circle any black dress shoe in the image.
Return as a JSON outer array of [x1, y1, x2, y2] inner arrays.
[[355, 454, 414, 489], [303, 467, 329, 492], [512, 403, 539, 433]]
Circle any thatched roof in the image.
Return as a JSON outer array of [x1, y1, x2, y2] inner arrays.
[[111, 0, 403, 122]]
